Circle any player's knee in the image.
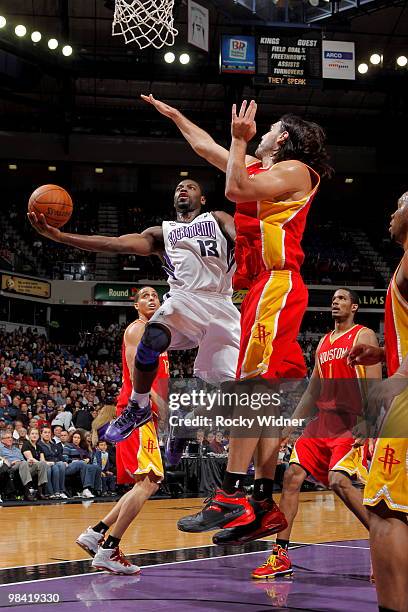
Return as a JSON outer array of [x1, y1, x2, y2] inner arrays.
[[283, 465, 306, 492], [136, 323, 171, 371], [328, 470, 350, 495]]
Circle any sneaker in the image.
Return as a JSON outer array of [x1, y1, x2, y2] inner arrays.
[[0, 495, 3, 504], [251, 544, 293, 579], [105, 400, 152, 443], [92, 546, 141, 575], [212, 499, 287, 546], [177, 489, 256, 532], [81, 488, 95, 499], [59, 492, 69, 499], [165, 434, 187, 466], [76, 527, 105, 558]]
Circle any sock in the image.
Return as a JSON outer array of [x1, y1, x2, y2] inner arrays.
[[276, 538, 289, 550], [102, 535, 121, 550], [130, 390, 149, 408], [92, 521, 109, 535], [222, 471, 247, 494], [252, 478, 274, 501]]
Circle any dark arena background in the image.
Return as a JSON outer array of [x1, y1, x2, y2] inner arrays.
[[0, 1, 407, 611]]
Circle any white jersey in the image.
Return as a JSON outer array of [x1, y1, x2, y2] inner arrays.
[[162, 212, 235, 296]]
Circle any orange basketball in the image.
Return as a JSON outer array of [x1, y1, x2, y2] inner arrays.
[[28, 184, 73, 228]]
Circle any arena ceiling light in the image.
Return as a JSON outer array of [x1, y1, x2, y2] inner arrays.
[[0, 16, 6, 28], [62, 45, 73, 57], [358, 63, 369, 74], [95, 167, 104, 174], [309, 0, 319, 6], [397, 55, 408, 67], [179, 53, 190, 65], [48, 165, 57, 172], [15, 24, 27, 37], [369, 53, 382, 65], [164, 51, 175, 63], [8, 164, 17, 170], [80, 265, 86, 273], [179, 171, 189, 177], [345, 178, 354, 184], [31, 31, 42, 43], [48, 38, 59, 50]]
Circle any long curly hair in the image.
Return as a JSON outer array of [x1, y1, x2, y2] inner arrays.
[[274, 114, 333, 179]]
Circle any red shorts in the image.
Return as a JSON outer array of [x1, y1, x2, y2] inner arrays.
[[236, 270, 308, 380], [115, 415, 163, 485], [289, 416, 369, 486], [115, 399, 163, 485]]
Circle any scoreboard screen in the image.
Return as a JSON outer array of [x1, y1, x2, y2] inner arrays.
[[220, 35, 256, 74], [257, 34, 322, 86]]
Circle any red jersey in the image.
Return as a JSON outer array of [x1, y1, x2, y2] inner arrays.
[[116, 320, 169, 415], [233, 161, 320, 289], [384, 262, 408, 376], [316, 324, 367, 414]]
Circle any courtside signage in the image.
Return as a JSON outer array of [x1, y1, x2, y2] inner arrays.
[[322, 40, 355, 80]]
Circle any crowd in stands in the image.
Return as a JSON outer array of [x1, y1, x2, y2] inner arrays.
[[0, 195, 396, 287], [301, 222, 384, 287]]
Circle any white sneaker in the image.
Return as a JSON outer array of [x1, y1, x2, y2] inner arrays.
[[92, 546, 141, 575], [0, 495, 3, 504], [81, 488, 94, 499], [76, 527, 105, 557], [59, 492, 69, 499]]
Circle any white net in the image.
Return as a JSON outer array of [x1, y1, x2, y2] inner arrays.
[[113, 0, 178, 49]]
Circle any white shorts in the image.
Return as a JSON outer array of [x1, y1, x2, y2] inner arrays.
[[149, 289, 240, 384]]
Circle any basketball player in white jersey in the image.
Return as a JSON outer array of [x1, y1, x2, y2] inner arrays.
[[28, 179, 240, 440]]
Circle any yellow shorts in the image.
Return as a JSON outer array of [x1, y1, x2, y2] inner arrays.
[[363, 389, 408, 513], [332, 445, 369, 484], [116, 419, 163, 484]]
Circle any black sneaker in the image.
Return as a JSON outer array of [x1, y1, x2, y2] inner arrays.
[[177, 489, 256, 533]]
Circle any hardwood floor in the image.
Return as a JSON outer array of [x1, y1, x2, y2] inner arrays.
[[0, 491, 368, 569]]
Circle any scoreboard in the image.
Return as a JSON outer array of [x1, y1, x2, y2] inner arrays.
[[256, 34, 322, 86]]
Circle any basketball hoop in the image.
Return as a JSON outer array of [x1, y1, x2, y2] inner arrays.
[[112, 0, 178, 49]]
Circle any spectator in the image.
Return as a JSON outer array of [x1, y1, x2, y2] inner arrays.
[[0, 430, 42, 501], [209, 431, 226, 454], [52, 425, 63, 444], [51, 405, 73, 431], [62, 430, 102, 498], [21, 427, 49, 499], [73, 406, 93, 431], [38, 426, 68, 499], [93, 440, 116, 496]]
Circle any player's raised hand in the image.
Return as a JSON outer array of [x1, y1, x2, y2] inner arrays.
[[347, 343, 384, 367], [140, 93, 179, 119], [27, 211, 61, 242], [231, 99, 257, 142]]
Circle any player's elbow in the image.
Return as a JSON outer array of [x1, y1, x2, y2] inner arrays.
[[225, 187, 239, 202], [225, 188, 249, 203]]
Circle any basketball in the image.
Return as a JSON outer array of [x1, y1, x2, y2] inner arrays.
[[28, 184, 73, 228]]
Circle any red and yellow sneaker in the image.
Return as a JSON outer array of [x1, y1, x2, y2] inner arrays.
[[213, 499, 288, 545], [251, 544, 293, 579], [177, 489, 256, 532]]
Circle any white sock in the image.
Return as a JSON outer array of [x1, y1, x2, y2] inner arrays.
[[130, 390, 149, 408]]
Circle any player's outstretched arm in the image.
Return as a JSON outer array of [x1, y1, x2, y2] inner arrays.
[[27, 211, 164, 256], [347, 343, 385, 367], [141, 93, 229, 172]]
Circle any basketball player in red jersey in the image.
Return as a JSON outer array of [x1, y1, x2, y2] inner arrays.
[[247, 288, 381, 578], [142, 95, 333, 538], [348, 192, 408, 612], [76, 287, 169, 575]]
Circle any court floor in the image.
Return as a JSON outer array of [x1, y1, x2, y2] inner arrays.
[[0, 493, 376, 611]]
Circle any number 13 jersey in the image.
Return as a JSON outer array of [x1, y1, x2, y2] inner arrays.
[[162, 212, 235, 296]]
